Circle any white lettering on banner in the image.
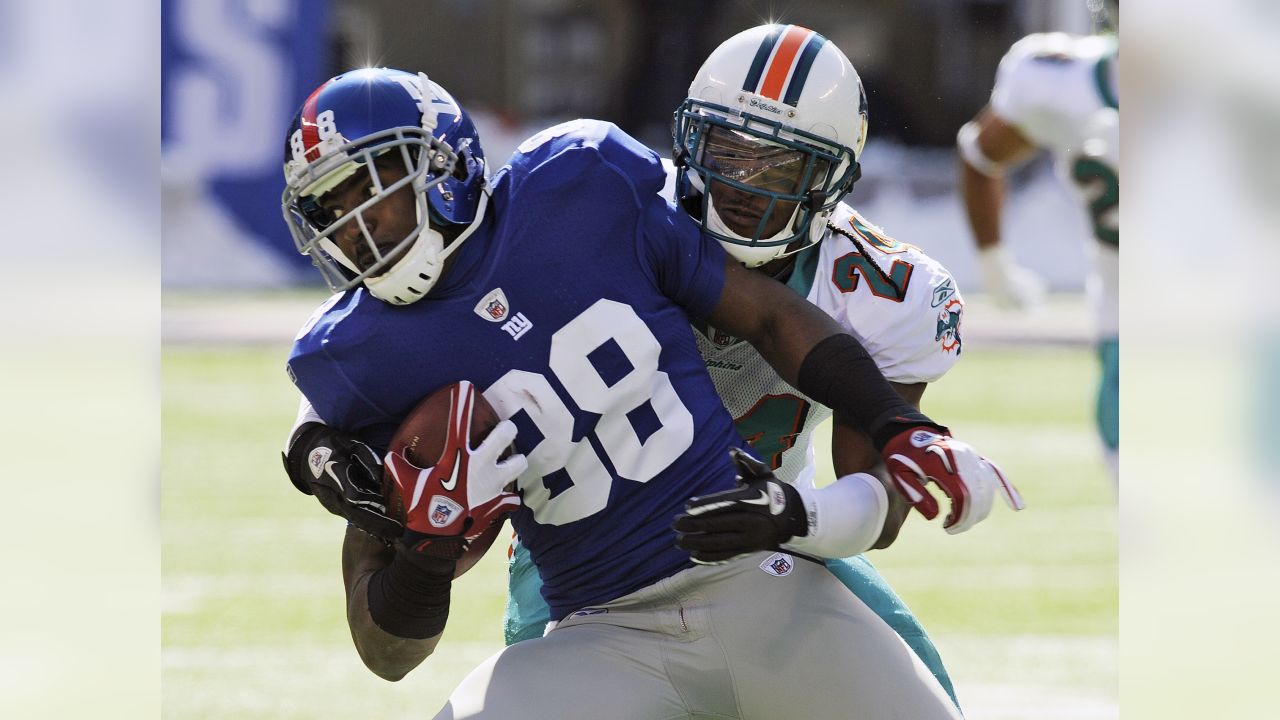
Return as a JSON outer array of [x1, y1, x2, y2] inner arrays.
[[169, 0, 292, 176]]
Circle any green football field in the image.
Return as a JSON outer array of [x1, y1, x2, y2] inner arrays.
[[162, 341, 1117, 719]]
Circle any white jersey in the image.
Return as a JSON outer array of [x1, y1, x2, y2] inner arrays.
[[991, 32, 1119, 337], [694, 203, 964, 488]]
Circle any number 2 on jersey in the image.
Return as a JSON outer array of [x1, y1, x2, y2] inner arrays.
[[1072, 157, 1119, 246], [483, 300, 694, 526]]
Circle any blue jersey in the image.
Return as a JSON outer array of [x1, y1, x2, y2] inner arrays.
[[288, 120, 746, 620]]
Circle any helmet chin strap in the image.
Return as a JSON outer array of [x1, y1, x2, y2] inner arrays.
[[364, 186, 491, 304], [705, 196, 807, 267], [363, 226, 447, 304]]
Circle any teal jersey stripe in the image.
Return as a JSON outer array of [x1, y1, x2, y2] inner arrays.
[[786, 241, 822, 298]]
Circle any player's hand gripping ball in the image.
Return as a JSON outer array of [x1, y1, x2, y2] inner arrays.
[[383, 381, 527, 565]]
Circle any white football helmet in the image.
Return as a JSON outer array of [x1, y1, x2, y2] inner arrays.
[[674, 24, 869, 267]]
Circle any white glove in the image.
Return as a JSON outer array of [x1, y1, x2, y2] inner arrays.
[[978, 245, 1046, 311], [882, 428, 1025, 535]]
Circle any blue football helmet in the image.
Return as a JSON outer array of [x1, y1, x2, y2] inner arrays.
[[281, 67, 489, 304]]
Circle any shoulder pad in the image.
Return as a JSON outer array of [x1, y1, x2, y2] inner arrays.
[[501, 119, 667, 200], [826, 203, 917, 258]]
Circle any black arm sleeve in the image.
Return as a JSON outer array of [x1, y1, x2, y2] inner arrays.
[[366, 548, 457, 640], [794, 334, 947, 449]]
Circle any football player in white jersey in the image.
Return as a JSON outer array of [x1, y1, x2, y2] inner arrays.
[[506, 24, 1024, 710], [958, 0, 1119, 479]]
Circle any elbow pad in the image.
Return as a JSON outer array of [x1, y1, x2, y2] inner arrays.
[[783, 473, 889, 558]]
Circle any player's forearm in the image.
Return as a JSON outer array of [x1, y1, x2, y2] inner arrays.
[[342, 527, 444, 681], [959, 159, 1006, 250], [868, 464, 911, 550], [828, 385, 920, 550], [710, 256, 845, 385], [785, 471, 890, 558], [347, 570, 442, 681]]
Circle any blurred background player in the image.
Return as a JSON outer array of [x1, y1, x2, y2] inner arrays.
[[957, 0, 1119, 480], [505, 24, 1023, 710], [278, 67, 1012, 718]]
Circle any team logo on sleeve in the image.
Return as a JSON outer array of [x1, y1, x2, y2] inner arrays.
[[760, 552, 794, 577], [474, 288, 511, 322], [935, 298, 963, 354]]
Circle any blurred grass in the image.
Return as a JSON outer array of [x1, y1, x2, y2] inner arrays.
[[162, 343, 1116, 719]]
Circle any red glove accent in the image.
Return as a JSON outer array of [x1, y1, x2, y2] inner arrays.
[[882, 427, 1024, 534], [385, 401, 526, 545]]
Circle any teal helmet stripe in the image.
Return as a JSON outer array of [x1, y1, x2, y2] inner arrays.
[[742, 25, 784, 92], [782, 32, 827, 106], [1094, 48, 1119, 110]]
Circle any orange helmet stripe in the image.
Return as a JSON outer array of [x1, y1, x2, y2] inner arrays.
[[759, 25, 814, 101]]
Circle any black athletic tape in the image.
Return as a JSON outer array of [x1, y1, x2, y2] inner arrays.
[[794, 334, 941, 449]]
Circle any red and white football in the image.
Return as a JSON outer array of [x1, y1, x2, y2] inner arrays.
[[383, 380, 509, 577]]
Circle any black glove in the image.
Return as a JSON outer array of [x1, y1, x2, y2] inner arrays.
[[673, 447, 810, 565], [282, 422, 404, 541]]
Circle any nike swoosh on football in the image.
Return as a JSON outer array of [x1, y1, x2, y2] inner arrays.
[[440, 450, 462, 492], [323, 461, 345, 491]]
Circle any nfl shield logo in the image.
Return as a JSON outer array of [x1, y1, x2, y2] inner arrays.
[[760, 552, 794, 577], [711, 328, 737, 347], [427, 495, 464, 528], [474, 288, 511, 322], [432, 502, 453, 526]]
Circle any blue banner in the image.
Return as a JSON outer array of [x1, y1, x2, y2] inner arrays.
[[162, 0, 330, 279]]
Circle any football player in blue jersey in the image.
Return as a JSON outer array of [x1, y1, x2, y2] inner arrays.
[[500, 25, 1025, 712], [278, 67, 1012, 718]]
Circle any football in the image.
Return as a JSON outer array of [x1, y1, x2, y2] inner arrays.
[[383, 380, 510, 577]]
